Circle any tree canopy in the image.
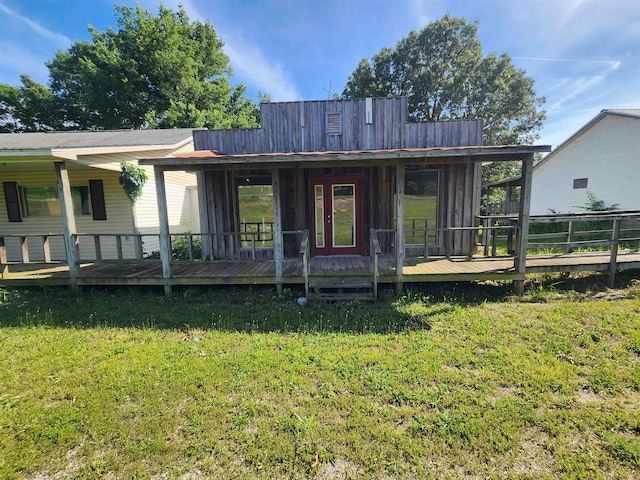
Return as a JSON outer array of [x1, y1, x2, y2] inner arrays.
[[0, 75, 57, 132], [0, 4, 260, 132], [342, 14, 546, 146]]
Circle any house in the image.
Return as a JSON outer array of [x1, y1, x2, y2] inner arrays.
[[530, 109, 640, 215], [141, 97, 547, 295], [0, 129, 200, 262]]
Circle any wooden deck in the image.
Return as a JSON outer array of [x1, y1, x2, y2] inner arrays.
[[2, 250, 640, 288]]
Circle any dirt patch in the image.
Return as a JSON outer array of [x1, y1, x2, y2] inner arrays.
[[511, 427, 555, 476], [490, 386, 517, 402], [575, 389, 607, 404], [315, 459, 361, 479], [591, 290, 627, 301]]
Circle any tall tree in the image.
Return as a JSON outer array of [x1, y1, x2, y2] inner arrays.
[[342, 14, 546, 146], [343, 15, 546, 213], [0, 75, 57, 132], [46, 4, 259, 130]]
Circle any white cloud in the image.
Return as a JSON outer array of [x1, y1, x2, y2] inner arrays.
[[0, 2, 71, 49], [221, 37, 301, 101], [515, 57, 621, 112], [143, 0, 301, 101]]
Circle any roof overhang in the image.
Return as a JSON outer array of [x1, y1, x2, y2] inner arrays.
[[0, 137, 194, 172], [140, 145, 551, 171]]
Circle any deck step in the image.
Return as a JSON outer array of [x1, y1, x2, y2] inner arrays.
[[308, 280, 375, 301]]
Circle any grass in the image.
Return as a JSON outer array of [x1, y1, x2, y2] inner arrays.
[[1, 274, 639, 479]]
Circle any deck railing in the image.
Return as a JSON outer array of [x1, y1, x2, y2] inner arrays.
[[0, 234, 64, 266], [3, 212, 640, 290]]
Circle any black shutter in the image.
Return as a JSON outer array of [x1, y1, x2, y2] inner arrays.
[[89, 180, 107, 220], [3, 182, 22, 222]]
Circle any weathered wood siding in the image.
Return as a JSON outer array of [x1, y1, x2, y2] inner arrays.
[[195, 98, 482, 153], [194, 97, 483, 257]]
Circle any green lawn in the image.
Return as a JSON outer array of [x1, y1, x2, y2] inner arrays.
[[1, 276, 639, 479], [402, 195, 437, 245]]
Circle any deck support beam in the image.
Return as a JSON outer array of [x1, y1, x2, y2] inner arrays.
[[154, 166, 173, 295], [272, 169, 284, 293], [513, 155, 533, 295], [395, 164, 405, 294], [55, 162, 79, 289]]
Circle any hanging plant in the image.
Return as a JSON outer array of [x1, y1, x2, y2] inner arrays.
[[119, 161, 148, 205]]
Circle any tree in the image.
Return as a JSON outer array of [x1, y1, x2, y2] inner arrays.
[[342, 14, 545, 146], [45, 4, 259, 130], [0, 75, 57, 132], [343, 15, 546, 213]]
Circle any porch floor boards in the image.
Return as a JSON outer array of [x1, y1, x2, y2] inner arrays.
[[2, 250, 640, 288]]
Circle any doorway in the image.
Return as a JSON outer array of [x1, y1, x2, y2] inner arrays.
[[311, 176, 363, 255]]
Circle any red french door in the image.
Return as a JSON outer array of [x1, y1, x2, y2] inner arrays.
[[311, 176, 363, 256]]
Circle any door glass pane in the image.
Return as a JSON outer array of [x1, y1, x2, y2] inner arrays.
[[314, 184, 324, 248], [332, 184, 355, 247]]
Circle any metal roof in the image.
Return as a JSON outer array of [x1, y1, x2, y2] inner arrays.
[[140, 144, 550, 169], [0, 128, 196, 151]]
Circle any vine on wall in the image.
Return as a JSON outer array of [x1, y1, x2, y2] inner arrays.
[[119, 162, 148, 205]]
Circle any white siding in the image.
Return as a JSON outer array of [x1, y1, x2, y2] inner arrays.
[[0, 165, 136, 261], [1, 139, 199, 261], [531, 114, 640, 215], [134, 168, 199, 254], [77, 143, 198, 256]]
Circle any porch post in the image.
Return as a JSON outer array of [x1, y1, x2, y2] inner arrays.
[[154, 166, 172, 295], [395, 164, 405, 294], [196, 171, 211, 259], [272, 169, 284, 292], [514, 155, 533, 295], [55, 162, 80, 287]]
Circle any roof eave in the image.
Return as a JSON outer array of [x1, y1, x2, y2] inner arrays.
[[140, 145, 550, 170]]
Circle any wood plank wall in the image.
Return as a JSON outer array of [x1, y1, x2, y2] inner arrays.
[[195, 97, 484, 258], [194, 98, 482, 153]]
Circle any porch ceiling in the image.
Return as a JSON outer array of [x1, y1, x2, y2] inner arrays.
[[139, 145, 551, 171]]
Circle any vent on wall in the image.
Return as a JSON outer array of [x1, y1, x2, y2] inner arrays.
[[326, 112, 342, 135], [573, 178, 588, 189]]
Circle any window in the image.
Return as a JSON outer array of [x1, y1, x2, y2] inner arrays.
[[4, 180, 106, 221], [21, 185, 91, 217], [236, 176, 274, 247], [401, 170, 439, 245], [573, 178, 588, 189]]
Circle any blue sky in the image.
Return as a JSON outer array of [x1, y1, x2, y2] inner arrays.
[[1, 0, 639, 148]]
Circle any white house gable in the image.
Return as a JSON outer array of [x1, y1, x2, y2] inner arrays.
[[531, 112, 640, 215]]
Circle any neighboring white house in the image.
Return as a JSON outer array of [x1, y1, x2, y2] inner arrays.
[[530, 109, 640, 215], [0, 129, 200, 261]]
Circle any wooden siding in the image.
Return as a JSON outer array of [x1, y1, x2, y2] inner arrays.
[[192, 97, 483, 258], [531, 114, 640, 215], [195, 98, 482, 154]]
